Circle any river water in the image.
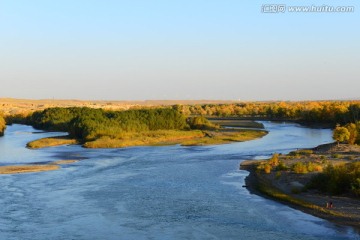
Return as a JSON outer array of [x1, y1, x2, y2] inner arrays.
[[0, 122, 359, 240]]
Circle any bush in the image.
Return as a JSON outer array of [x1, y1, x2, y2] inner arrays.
[[292, 162, 308, 174], [264, 164, 272, 174], [288, 151, 299, 157], [187, 116, 219, 130], [308, 162, 360, 196], [292, 161, 323, 174], [276, 161, 288, 171], [268, 153, 279, 167]]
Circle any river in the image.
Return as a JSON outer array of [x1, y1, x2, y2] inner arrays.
[[0, 122, 359, 240]]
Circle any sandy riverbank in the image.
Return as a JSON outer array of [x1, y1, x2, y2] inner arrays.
[[0, 160, 79, 174], [240, 143, 360, 231]]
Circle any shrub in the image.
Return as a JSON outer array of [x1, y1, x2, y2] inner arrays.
[[187, 116, 219, 130], [308, 162, 360, 196], [292, 162, 308, 174], [268, 153, 279, 167], [276, 161, 288, 171], [288, 151, 299, 157], [263, 164, 272, 174], [351, 178, 360, 196]]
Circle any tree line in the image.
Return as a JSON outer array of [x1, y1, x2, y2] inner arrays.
[[27, 107, 189, 140], [176, 101, 360, 124]]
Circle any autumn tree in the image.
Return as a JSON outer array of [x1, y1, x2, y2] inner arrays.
[[333, 125, 350, 145], [345, 123, 358, 145]]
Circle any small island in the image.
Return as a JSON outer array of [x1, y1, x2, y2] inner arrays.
[[14, 107, 267, 149]]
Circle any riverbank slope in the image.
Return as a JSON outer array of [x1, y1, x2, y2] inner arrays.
[[240, 143, 360, 231]]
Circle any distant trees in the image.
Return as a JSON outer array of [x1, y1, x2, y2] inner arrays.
[[0, 113, 5, 136], [176, 101, 360, 125]]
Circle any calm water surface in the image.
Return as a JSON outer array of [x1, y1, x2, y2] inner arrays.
[[0, 122, 359, 240]]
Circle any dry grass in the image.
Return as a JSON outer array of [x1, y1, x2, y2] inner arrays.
[[0, 165, 60, 174], [27, 136, 78, 149], [83, 129, 267, 148], [52, 160, 78, 165], [209, 119, 264, 129], [84, 130, 205, 148], [0, 98, 237, 116], [182, 130, 267, 146]]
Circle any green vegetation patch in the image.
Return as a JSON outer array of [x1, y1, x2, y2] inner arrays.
[[181, 130, 267, 146], [27, 136, 78, 149], [24, 107, 268, 148], [83, 130, 204, 148], [208, 119, 264, 129], [307, 161, 360, 197]]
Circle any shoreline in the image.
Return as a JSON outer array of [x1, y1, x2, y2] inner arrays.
[[26, 129, 268, 149], [240, 147, 360, 232]]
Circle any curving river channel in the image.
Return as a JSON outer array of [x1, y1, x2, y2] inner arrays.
[[0, 122, 359, 240]]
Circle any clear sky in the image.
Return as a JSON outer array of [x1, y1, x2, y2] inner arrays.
[[0, 0, 359, 101]]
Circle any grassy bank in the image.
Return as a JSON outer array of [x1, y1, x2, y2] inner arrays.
[[181, 129, 267, 146], [208, 118, 264, 129], [28, 128, 267, 149], [27, 136, 78, 149], [83, 130, 204, 148]]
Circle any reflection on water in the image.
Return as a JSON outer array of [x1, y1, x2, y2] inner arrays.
[[0, 123, 358, 240]]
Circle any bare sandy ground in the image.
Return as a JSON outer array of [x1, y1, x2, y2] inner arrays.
[[0, 98, 237, 116]]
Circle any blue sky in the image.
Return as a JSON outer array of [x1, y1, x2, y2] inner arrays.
[[0, 0, 359, 100]]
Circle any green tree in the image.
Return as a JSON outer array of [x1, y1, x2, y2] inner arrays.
[[333, 125, 350, 145]]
